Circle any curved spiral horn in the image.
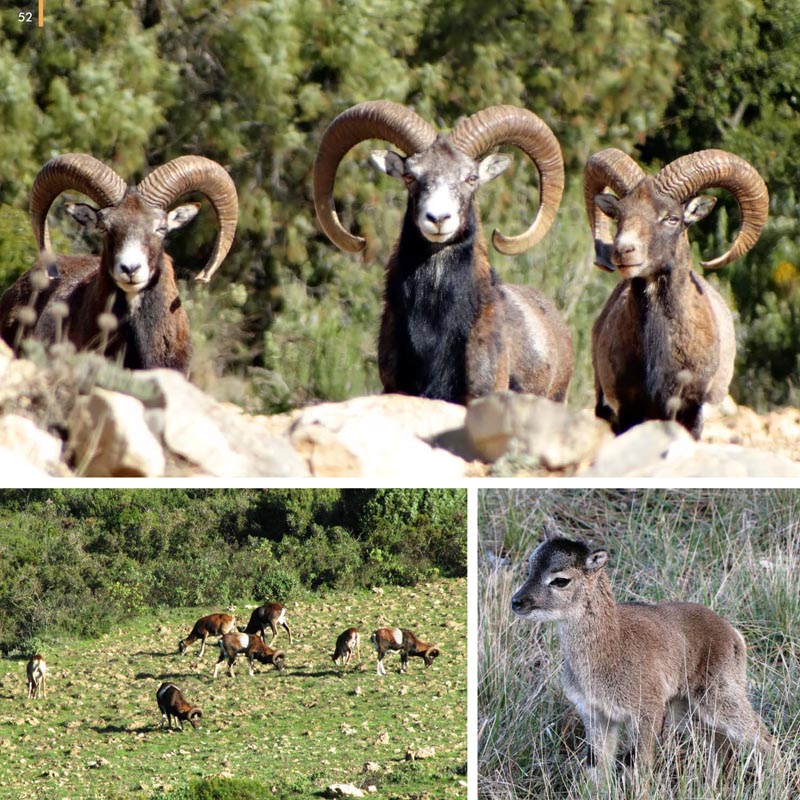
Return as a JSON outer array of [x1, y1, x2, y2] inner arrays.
[[313, 100, 438, 253], [137, 155, 239, 283], [582, 149, 646, 270], [449, 106, 564, 255], [652, 149, 769, 269], [30, 154, 127, 251]]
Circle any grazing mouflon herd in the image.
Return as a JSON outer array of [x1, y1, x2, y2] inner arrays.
[[24, 602, 441, 734], [0, 99, 769, 441]]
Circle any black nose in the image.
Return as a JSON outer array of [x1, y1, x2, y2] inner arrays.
[[120, 263, 141, 278], [511, 595, 524, 612], [426, 211, 451, 225]]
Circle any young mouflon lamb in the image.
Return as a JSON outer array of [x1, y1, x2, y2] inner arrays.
[[511, 529, 772, 783]]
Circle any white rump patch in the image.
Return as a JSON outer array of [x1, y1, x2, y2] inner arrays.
[[389, 628, 403, 647]]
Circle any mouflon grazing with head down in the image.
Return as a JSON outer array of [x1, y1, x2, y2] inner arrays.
[[0, 153, 238, 374], [511, 528, 772, 784], [178, 613, 237, 658], [584, 148, 768, 438], [314, 100, 573, 404], [371, 627, 440, 675], [156, 682, 202, 731]]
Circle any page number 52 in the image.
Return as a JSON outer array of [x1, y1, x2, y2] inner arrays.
[[19, 12, 34, 22]]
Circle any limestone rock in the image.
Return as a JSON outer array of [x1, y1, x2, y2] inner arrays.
[[466, 392, 612, 468], [290, 394, 471, 478], [143, 369, 309, 477], [0, 415, 64, 477], [326, 784, 365, 798], [67, 388, 165, 477], [583, 420, 800, 477]]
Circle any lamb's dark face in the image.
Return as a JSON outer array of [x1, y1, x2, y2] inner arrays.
[[511, 538, 608, 622], [65, 192, 200, 295], [370, 136, 510, 244], [595, 182, 717, 279]]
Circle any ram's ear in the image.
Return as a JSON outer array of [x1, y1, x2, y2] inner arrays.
[[369, 150, 406, 180], [64, 203, 100, 231], [477, 153, 511, 185], [683, 195, 717, 226], [166, 203, 201, 231]]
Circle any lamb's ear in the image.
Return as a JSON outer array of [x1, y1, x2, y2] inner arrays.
[[542, 520, 559, 542], [584, 549, 608, 572]]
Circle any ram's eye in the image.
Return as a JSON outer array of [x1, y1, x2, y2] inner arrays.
[[465, 174, 478, 186], [550, 577, 571, 588], [155, 225, 168, 236], [662, 215, 681, 226], [403, 174, 416, 186]]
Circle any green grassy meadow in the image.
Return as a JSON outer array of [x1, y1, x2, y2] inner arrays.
[[0, 578, 467, 800], [478, 489, 800, 800]]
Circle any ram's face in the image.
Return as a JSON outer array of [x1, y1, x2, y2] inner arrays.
[[65, 193, 200, 294], [370, 136, 510, 245], [595, 182, 716, 279]]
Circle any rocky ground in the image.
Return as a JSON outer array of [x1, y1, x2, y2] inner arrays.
[[2, 339, 799, 479]]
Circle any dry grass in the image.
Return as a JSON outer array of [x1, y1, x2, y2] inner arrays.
[[478, 489, 800, 800]]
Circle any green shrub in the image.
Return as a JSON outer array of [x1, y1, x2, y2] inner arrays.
[[252, 566, 301, 602]]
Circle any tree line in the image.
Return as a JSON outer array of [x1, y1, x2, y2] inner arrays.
[[0, 488, 467, 650]]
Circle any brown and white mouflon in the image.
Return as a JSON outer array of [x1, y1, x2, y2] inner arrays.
[[178, 613, 236, 658], [243, 602, 292, 646], [26, 654, 47, 700], [371, 627, 440, 675], [213, 632, 286, 678], [584, 148, 768, 438], [511, 529, 772, 783], [331, 627, 361, 668], [156, 682, 202, 731]]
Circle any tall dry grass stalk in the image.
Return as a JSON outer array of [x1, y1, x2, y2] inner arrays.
[[478, 488, 800, 799]]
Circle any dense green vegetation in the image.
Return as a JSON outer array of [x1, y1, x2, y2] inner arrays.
[[0, 578, 467, 799], [478, 488, 800, 798], [1, 1, 798, 410], [0, 488, 466, 652]]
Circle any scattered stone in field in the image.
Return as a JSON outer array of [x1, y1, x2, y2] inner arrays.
[[364, 762, 381, 773], [405, 746, 436, 761], [398, 685, 408, 696], [367, 787, 377, 794], [25, 717, 39, 726], [87, 757, 110, 768], [375, 732, 390, 745], [353, 686, 363, 696], [371, 587, 384, 595], [341, 724, 356, 735], [326, 784, 366, 798]]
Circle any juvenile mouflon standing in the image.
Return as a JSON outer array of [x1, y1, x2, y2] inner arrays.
[[511, 529, 772, 783]]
